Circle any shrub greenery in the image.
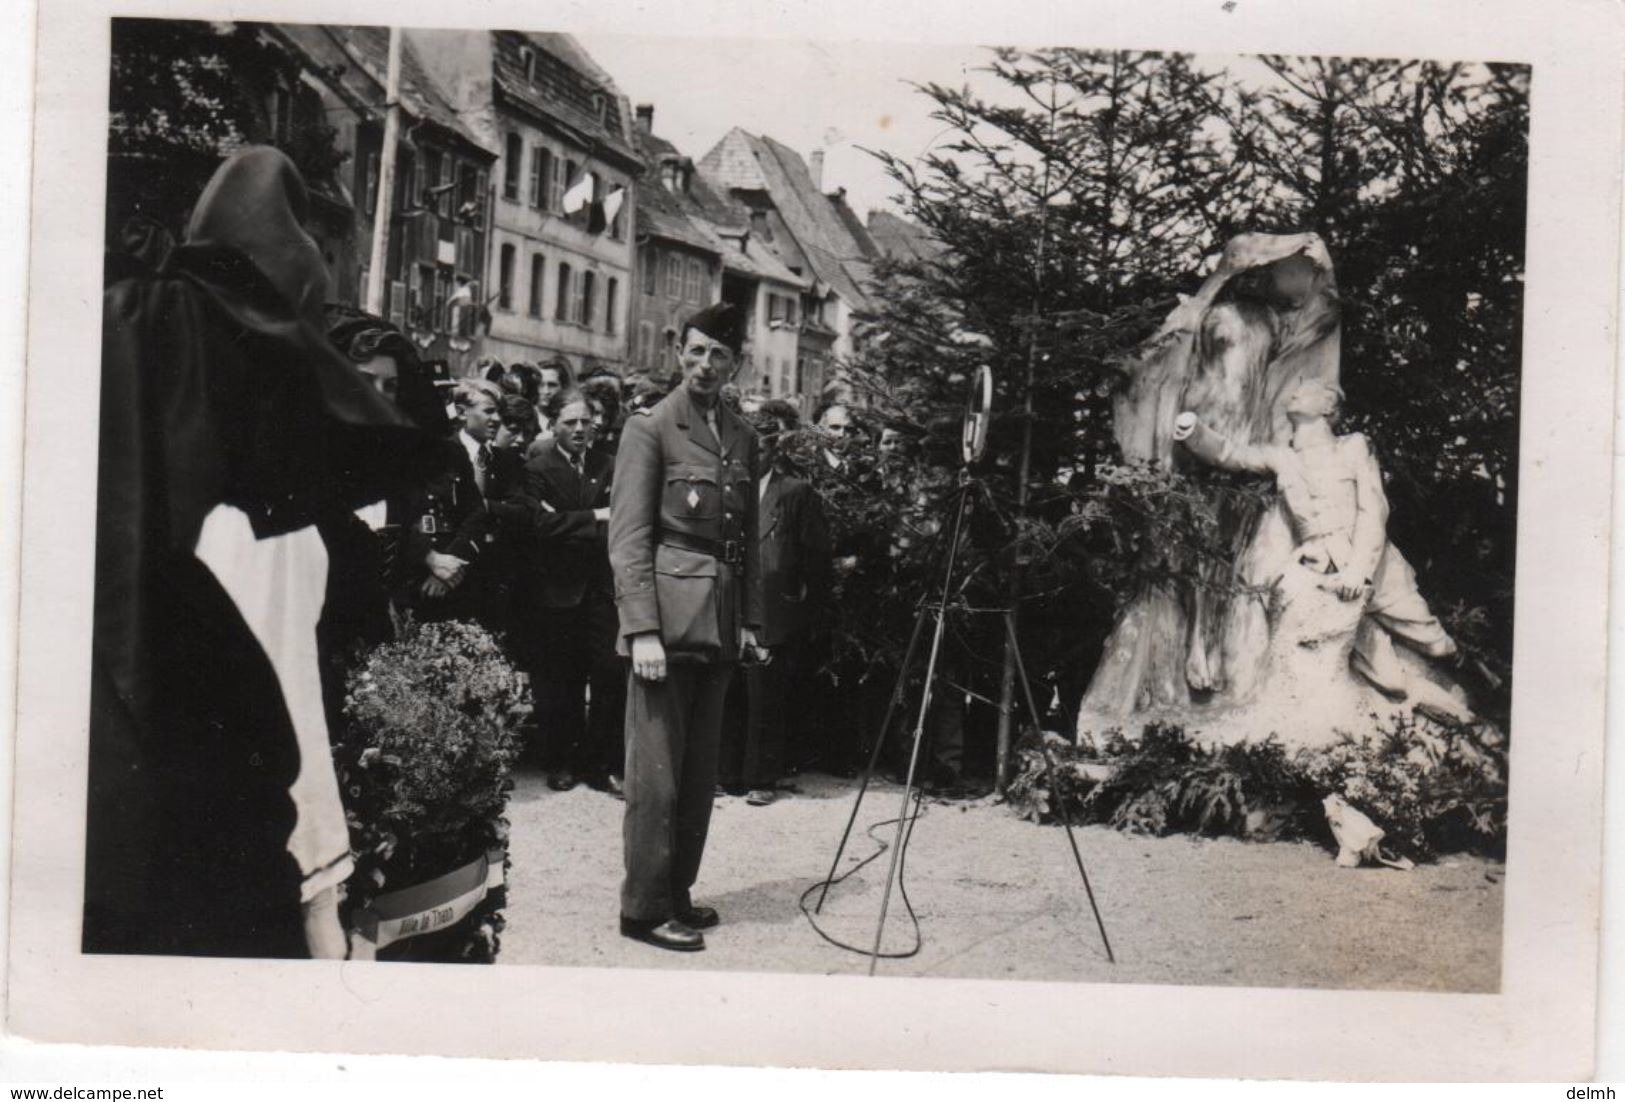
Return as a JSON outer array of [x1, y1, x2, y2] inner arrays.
[[1006, 716, 1506, 862]]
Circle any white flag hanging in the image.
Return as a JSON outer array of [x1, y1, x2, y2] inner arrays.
[[601, 186, 626, 232], [562, 171, 595, 215]]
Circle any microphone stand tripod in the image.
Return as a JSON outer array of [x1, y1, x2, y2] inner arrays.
[[807, 468, 1115, 976]]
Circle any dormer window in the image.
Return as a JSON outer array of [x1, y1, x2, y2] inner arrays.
[[592, 91, 607, 123], [519, 46, 536, 84], [660, 158, 691, 194]]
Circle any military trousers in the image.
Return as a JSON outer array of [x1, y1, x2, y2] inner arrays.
[[620, 658, 736, 923]]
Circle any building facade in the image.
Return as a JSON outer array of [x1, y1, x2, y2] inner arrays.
[[624, 108, 812, 408], [411, 29, 642, 378], [627, 105, 724, 381], [277, 23, 498, 376], [697, 129, 889, 410]]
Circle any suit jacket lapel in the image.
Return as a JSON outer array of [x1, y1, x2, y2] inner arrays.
[[584, 450, 611, 504], [761, 472, 785, 536], [548, 444, 589, 505]]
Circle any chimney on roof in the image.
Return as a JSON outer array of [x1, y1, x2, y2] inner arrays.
[[809, 149, 825, 190], [635, 103, 654, 134]]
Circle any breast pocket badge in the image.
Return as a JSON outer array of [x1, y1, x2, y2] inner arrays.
[[687, 487, 701, 510]]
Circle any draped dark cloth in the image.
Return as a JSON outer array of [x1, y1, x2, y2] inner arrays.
[[85, 147, 442, 957]]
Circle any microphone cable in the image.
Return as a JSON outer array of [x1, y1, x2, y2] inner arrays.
[[798, 788, 931, 961]]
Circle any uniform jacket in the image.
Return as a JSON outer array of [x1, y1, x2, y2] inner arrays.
[[419, 432, 493, 563], [608, 388, 762, 663], [409, 433, 495, 623], [757, 471, 832, 648], [510, 438, 614, 611]]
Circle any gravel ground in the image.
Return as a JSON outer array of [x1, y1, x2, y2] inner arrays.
[[498, 767, 1503, 991]]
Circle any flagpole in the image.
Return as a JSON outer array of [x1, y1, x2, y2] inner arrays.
[[366, 27, 403, 317]]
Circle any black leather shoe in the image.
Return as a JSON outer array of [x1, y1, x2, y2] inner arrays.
[[620, 916, 705, 951], [548, 770, 579, 792], [675, 905, 719, 930]]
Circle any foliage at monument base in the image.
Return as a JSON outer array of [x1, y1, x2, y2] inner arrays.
[[1007, 717, 1507, 862], [334, 619, 529, 962]]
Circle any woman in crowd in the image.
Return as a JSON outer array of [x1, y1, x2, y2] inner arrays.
[[580, 373, 624, 458]]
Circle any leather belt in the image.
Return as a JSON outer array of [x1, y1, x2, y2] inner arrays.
[[660, 530, 744, 566]]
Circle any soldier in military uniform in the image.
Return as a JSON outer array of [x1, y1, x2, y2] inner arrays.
[[608, 302, 765, 952]]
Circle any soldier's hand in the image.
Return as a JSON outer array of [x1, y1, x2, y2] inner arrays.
[[631, 632, 667, 682], [427, 551, 467, 585]]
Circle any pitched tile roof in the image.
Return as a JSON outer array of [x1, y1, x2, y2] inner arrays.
[[866, 209, 947, 264], [828, 190, 880, 259], [634, 125, 807, 289], [630, 131, 716, 254], [321, 25, 494, 155], [491, 31, 640, 169], [700, 129, 878, 312]]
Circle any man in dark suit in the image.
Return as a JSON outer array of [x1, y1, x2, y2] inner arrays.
[[414, 378, 503, 625], [721, 400, 831, 805], [608, 302, 764, 952], [510, 390, 619, 792]]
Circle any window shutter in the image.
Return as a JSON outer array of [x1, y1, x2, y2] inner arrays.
[[364, 152, 380, 215], [498, 244, 515, 310], [504, 134, 521, 199]]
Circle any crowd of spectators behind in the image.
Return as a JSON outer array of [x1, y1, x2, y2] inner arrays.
[[320, 306, 945, 803], [87, 146, 978, 963]]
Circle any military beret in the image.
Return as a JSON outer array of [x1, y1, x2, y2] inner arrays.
[[681, 301, 745, 355]]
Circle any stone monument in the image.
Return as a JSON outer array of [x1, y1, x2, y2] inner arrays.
[[1076, 232, 1483, 750]]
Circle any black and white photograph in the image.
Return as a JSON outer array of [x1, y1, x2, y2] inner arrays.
[[5, 0, 1622, 1083]]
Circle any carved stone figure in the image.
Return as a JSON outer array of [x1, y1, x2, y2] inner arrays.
[[1174, 379, 1471, 730], [1077, 232, 1481, 749]]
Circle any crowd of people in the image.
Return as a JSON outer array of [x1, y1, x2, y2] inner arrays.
[[321, 306, 853, 807], [87, 146, 928, 960]]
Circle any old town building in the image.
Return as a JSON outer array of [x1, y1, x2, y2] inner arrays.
[[275, 23, 498, 375], [411, 29, 642, 378], [628, 104, 810, 404]]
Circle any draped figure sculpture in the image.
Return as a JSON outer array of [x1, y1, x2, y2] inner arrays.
[[1076, 232, 1478, 749]]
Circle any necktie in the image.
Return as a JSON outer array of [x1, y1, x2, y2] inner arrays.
[[475, 445, 490, 494]]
